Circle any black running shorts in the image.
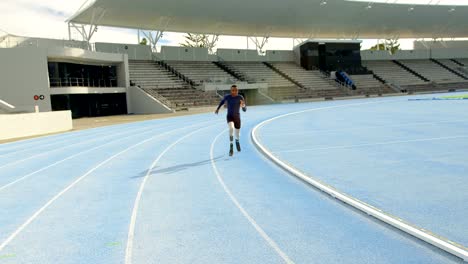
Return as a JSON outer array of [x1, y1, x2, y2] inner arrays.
[[227, 115, 241, 129]]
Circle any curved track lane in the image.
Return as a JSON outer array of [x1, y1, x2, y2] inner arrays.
[[0, 96, 465, 263]]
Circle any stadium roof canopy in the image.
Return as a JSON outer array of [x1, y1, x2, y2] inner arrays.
[[68, 0, 468, 39]]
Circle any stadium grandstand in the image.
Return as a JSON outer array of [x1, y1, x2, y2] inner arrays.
[[1, 0, 468, 263], [0, 0, 468, 118]]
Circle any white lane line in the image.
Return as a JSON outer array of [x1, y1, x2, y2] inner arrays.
[[0, 115, 190, 157], [0, 126, 119, 158], [0, 115, 209, 163], [209, 129, 295, 264], [251, 103, 468, 262], [0, 126, 150, 170], [260, 119, 468, 138], [273, 135, 468, 154], [0, 124, 168, 192], [0, 116, 156, 151], [125, 124, 217, 264], [0, 121, 214, 252]]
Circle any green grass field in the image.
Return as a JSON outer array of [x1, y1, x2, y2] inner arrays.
[[441, 94, 468, 99]]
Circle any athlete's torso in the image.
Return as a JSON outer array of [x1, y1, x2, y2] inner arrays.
[[224, 95, 244, 117]]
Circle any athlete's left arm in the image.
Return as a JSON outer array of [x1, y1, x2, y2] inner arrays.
[[240, 96, 247, 112]]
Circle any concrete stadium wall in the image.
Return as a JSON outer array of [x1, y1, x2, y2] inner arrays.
[[217, 49, 262, 61], [0, 35, 87, 49], [49, 88, 127, 95], [202, 83, 268, 91], [47, 47, 128, 64], [127, 86, 173, 114], [414, 40, 468, 50], [0, 111, 72, 141], [361, 48, 468, 60], [293, 46, 301, 66], [431, 48, 468, 59], [0, 46, 129, 113], [265, 50, 295, 62], [48, 47, 130, 90], [361, 50, 431, 60], [0, 47, 51, 113], [159, 46, 217, 61], [95, 43, 153, 60]]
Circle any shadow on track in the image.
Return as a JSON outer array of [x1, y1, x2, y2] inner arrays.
[[131, 155, 225, 178]]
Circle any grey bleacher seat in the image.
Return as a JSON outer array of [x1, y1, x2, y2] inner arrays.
[[129, 60, 187, 89], [272, 62, 337, 90], [349, 74, 395, 94], [166, 61, 238, 85], [129, 60, 220, 110], [226, 62, 294, 88], [399, 60, 466, 83], [362, 60, 427, 86], [436, 59, 468, 79]]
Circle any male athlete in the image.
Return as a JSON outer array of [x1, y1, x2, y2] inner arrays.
[[215, 85, 247, 156]]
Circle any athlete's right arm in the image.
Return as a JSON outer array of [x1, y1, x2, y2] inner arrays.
[[215, 96, 227, 114]]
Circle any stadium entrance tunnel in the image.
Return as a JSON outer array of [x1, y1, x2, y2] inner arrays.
[[51, 93, 127, 118]]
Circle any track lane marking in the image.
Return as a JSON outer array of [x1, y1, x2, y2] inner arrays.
[[0, 123, 182, 192], [210, 129, 295, 264], [251, 100, 468, 262], [125, 124, 217, 264], [273, 135, 468, 153], [0, 120, 214, 252]]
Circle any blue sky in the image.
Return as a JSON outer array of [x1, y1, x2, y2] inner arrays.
[[1, 0, 468, 51]]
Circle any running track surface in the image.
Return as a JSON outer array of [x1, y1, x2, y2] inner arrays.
[[256, 94, 468, 249], [0, 93, 466, 264]]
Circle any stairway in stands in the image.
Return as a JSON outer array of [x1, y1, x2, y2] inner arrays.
[[128, 60, 220, 111], [349, 74, 396, 95], [264, 62, 349, 100], [392, 60, 430, 82]]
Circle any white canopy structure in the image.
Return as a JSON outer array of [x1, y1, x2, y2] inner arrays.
[[68, 0, 468, 39]]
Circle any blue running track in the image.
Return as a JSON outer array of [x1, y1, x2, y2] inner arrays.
[[0, 93, 466, 263]]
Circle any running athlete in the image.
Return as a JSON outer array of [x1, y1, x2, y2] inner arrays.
[[215, 85, 247, 156]]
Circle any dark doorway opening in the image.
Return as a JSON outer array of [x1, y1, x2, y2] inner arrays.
[[51, 93, 127, 118]]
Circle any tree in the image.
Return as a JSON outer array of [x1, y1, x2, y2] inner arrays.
[[369, 43, 386, 51], [181, 33, 206, 48], [369, 39, 400, 54], [180, 33, 219, 53], [139, 38, 148, 45]]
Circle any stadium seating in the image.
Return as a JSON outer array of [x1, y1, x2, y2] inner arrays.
[[129, 60, 220, 110], [398, 81, 468, 93], [435, 59, 468, 79], [456, 59, 468, 66], [349, 74, 395, 94], [267, 86, 348, 101], [225, 62, 295, 88], [143, 88, 220, 109], [362, 60, 427, 86], [129, 58, 468, 107], [165, 61, 238, 85], [271, 62, 338, 90], [398, 60, 466, 83], [129, 61, 186, 89]]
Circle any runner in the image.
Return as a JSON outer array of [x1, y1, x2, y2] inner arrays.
[[215, 85, 247, 156]]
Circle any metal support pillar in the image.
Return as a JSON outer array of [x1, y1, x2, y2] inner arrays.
[[68, 7, 106, 50], [249, 36, 269, 55], [204, 34, 219, 54], [141, 31, 164, 52]]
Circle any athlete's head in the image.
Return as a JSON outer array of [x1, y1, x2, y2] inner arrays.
[[230, 85, 238, 96]]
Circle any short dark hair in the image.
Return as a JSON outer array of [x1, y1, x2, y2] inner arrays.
[[231, 85, 237, 89]]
